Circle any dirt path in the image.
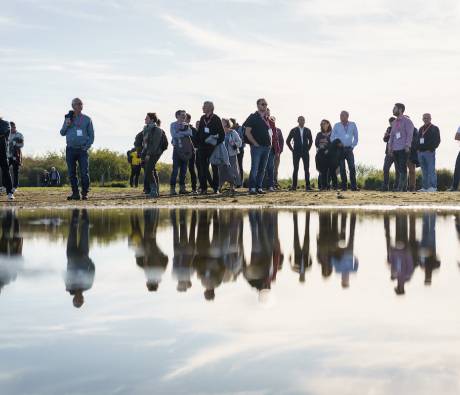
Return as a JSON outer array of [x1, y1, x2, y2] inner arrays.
[[2, 187, 460, 209]]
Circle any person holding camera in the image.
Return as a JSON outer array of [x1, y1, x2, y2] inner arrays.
[[7, 122, 24, 192], [0, 115, 14, 200], [60, 98, 94, 200], [220, 118, 242, 194]]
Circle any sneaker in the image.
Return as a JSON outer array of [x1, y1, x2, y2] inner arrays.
[[170, 188, 177, 196], [67, 194, 81, 201], [249, 189, 257, 195], [427, 187, 437, 192], [269, 187, 275, 192], [305, 186, 313, 191], [81, 195, 88, 200], [448, 187, 457, 192], [417, 188, 427, 192], [7, 193, 14, 201], [11, 188, 16, 193], [179, 186, 188, 194], [200, 189, 208, 195], [257, 188, 266, 194]]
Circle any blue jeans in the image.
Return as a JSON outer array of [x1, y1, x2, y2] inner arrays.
[[418, 151, 436, 189], [170, 149, 188, 188], [66, 147, 89, 195], [339, 147, 356, 190], [249, 145, 270, 189], [265, 148, 275, 188]]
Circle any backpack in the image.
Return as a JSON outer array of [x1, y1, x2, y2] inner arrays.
[[160, 130, 169, 152], [176, 136, 194, 161]]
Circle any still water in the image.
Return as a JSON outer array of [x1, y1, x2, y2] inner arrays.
[[0, 208, 460, 395]]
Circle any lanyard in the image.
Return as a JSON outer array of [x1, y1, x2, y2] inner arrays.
[[203, 114, 213, 127], [74, 114, 83, 128], [421, 124, 431, 136]]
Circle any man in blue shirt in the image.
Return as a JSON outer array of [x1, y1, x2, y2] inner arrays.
[[331, 111, 359, 191], [60, 98, 94, 200]]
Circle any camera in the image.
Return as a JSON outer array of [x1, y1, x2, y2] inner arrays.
[[65, 110, 75, 120]]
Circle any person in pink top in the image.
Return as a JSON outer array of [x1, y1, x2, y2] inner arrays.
[[388, 103, 414, 192]]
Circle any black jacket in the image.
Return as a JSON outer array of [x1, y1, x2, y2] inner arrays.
[[286, 126, 313, 155], [197, 113, 225, 151], [0, 119, 10, 151], [416, 124, 441, 152]]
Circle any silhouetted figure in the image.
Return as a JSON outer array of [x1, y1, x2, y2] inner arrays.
[[418, 213, 440, 285], [0, 210, 22, 295], [65, 209, 95, 308], [290, 211, 312, 282], [171, 209, 196, 292], [316, 212, 337, 278], [385, 213, 415, 295], [193, 210, 225, 301], [136, 209, 168, 292], [220, 210, 245, 283], [331, 213, 359, 288], [244, 210, 276, 293]]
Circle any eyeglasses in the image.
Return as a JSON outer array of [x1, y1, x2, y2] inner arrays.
[[259, 103, 267, 107]]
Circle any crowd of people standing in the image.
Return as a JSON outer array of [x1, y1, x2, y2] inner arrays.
[[1, 97, 459, 200]]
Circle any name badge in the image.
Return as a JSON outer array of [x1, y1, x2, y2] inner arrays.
[[420, 137, 425, 144], [396, 132, 401, 139], [204, 127, 210, 134], [76, 129, 83, 137]]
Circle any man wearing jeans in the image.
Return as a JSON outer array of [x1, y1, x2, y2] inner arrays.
[[331, 111, 359, 191], [244, 98, 272, 195], [388, 103, 414, 192], [416, 113, 440, 192], [60, 98, 94, 200], [170, 110, 193, 195]]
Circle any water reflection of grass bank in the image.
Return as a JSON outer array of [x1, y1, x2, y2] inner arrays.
[[2, 187, 460, 209]]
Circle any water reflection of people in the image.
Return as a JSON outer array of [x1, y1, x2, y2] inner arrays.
[[384, 213, 415, 295], [194, 210, 225, 301], [316, 212, 358, 288], [290, 211, 312, 282], [135, 209, 168, 292], [220, 210, 245, 283], [418, 213, 440, 285], [0, 210, 23, 295], [171, 209, 196, 292], [244, 210, 277, 293], [65, 209, 95, 308]]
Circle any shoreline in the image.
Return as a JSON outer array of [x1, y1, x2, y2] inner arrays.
[[1, 188, 459, 211]]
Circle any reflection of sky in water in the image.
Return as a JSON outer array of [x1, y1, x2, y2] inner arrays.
[[0, 209, 459, 395]]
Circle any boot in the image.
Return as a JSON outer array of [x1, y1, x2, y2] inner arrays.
[[170, 186, 177, 196], [179, 185, 187, 194]]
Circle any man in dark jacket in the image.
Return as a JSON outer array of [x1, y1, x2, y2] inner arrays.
[[416, 113, 441, 192], [286, 116, 313, 191], [0, 116, 14, 200], [382, 117, 398, 191], [196, 101, 225, 194]]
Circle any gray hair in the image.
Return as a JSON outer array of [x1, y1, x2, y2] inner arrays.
[[203, 101, 214, 110], [72, 97, 83, 106]]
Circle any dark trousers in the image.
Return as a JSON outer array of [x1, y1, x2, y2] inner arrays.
[[0, 149, 13, 194], [237, 150, 244, 187], [170, 150, 188, 188], [393, 149, 408, 191], [129, 165, 141, 187], [339, 147, 356, 190], [188, 151, 198, 191], [452, 152, 460, 190], [292, 152, 310, 189], [144, 154, 160, 194], [66, 147, 89, 195], [197, 148, 218, 192], [383, 154, 400, 190], [8, 159, 20, 189]]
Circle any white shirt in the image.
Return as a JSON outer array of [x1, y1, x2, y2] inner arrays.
[[299, 127, 304, 144]]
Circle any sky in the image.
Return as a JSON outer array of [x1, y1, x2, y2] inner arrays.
[[1, 0, 460, 178]]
